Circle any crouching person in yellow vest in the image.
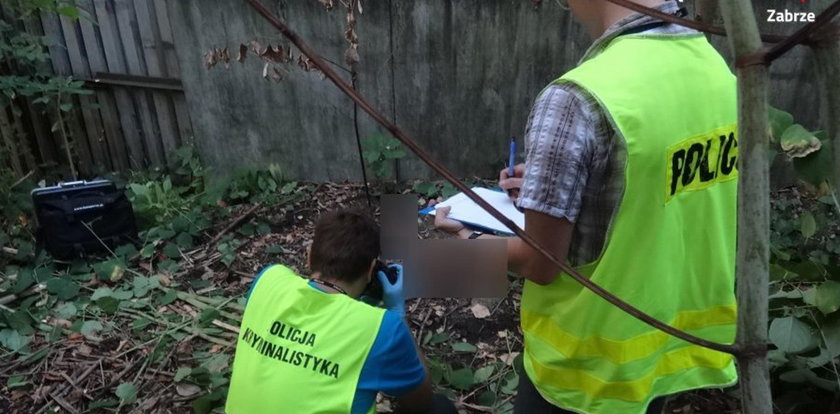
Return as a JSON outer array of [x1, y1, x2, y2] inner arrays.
[[435, 1, 738, 413], [227, 209, 458, 414]]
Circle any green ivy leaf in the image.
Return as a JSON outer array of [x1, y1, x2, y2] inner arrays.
[[115, 382, 137, 405], [6, 375, 29, 389], [477, 390, 498, 407], [413, 181, 438, 197], [171, 216, 192, 233], [426, 332, 450, 346], [769, 264, 798, 282], [56, 5, 80, 19], [13, 268, 35, 294], [46, 278, 80, 300], [174, 367, 192, 382], [163, 243, 181, 259], [452, 341, 477, 353], [799, 211, 817, 239], [500, 371, 519, 395], [6, 311, 34, 335], [780, 124, 821, 158], [441, 182, 458, 199], [128, 183, 148, 199], [0, 329, 30, 352], [427, 359, 447, 384], [93, 258, 126, 282], [814, 281, 840, 315], [823, 317, 840, 358], [793, 134, 833, 187], [280, 181, 297, 195], [133, 276, 152, 298], [769, 316, 817, 353], [201, 354, 230, 373], [448, 368, 474, 390], [96, 296, 120, 314], [55, 303, 77, 319], [91, 287, 114, 300], [114, 244, 138, 259], [132, 318, 151, 332], [257, 223, 272, 235], [80, 320, 104, 339], [767, 105, 794, 142], [473, 365, 496, 384], [192, 394, 213, 414], [158, 289, 178, 306]]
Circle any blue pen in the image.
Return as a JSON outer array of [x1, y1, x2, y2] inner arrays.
[[508, 137, 516, 177]]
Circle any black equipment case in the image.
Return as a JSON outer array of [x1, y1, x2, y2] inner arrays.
[[31, 180, 138, 260]]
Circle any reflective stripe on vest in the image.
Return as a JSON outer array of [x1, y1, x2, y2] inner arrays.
[[226, 265, 384, 414], [521, 34, 739, 414]]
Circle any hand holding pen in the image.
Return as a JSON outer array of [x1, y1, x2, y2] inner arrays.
[[499, 164, 525, 201], [500, 137, 524, 201]]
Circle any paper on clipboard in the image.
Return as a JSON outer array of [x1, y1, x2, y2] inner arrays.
[[427, 187, 524, 235]]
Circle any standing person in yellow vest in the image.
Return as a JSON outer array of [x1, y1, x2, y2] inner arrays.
[[227, 209, 458, 414], [434, 1, 738, 413]]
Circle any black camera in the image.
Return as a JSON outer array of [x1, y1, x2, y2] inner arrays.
[[362, 260, 399, 304]]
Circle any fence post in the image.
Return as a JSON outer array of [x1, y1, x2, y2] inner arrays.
[[718, 1, 772, 413]]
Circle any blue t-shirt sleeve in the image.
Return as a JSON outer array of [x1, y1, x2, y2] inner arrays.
[[351, 310, 426, 413]]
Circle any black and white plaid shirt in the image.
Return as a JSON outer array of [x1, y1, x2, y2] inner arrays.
[[517, 2, 696, 266]]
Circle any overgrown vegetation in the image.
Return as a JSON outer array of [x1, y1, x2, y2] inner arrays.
[[0, 135, 838, 412], [0, 1, 91, 178], [0, 146, 308, 413], [361, 132, 407, 181], [1, 106, 839, 414], [765, 107, 840, 413]]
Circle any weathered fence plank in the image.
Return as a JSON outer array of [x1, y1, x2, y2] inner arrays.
[[135, 0, 180, 163], [153, 0, 193, 141], [93, 0, 146, 169], [77, 0, 130, 171], [58, 12, 110, 170], [113, 0, 164, 167]]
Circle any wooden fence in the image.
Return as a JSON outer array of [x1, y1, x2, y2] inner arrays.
[[2, 0, 828, 181], [0, 0, 192, 178]]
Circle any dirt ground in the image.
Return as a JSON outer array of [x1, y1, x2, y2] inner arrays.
[[0, 182, 742, 414], [215, 182, 743, 414]]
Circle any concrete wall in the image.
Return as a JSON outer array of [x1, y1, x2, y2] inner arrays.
[[168, 0, 829, 181]]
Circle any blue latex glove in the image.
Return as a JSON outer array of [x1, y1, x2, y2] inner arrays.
[[377, 263, 405, 317]]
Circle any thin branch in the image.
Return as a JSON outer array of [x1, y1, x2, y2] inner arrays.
[[719, 0, 773, 411], [603, 0, 785, 43], [11, 170, 34, 188], [242, 0, 738, 355], [207, 203, 262, 245], [764, 1, 840, 63]]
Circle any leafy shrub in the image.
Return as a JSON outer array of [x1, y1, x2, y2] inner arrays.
[[362, 133, 407, 180], [1, 3, 91, 177], [220, 164, 297, 204], [765, 107, 839, 412]]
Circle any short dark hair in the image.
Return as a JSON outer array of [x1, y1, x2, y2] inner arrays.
[[310, 209, 380, 282]]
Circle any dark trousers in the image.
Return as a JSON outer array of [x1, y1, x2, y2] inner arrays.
[[403, 393, 457, 414], [514, 372, 665, 414]]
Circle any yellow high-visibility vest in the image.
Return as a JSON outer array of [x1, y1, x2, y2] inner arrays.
[[226, 265, 384, 414], [521, 33, 739, 414]]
